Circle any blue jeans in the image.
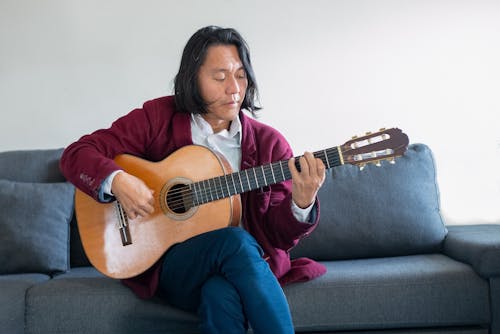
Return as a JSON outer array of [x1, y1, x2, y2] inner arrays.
[[158, 227, 294, 334]]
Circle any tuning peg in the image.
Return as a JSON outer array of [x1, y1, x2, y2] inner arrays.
[[375, 160, 382, 167], [365, 131, 372, 136], [379, 127, 386, 132], [389, 158, 396, 164], [359, 163, 366, 171], [352, 135, 358, 140]]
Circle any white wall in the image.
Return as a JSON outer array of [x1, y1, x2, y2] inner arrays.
[[1, 0, 499, 225]]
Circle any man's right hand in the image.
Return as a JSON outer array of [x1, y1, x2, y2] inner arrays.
[[111, 172, 155, 220]]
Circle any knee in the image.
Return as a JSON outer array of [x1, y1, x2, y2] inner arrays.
[[216, 228, 263, 258]]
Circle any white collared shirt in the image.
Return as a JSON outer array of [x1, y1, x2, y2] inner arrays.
[[190, 114, 242, 172]]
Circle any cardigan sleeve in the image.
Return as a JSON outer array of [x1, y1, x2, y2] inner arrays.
[[59, 99, 169, 201]]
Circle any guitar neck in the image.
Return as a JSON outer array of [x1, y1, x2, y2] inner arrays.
[[191, 146, 343, 206]]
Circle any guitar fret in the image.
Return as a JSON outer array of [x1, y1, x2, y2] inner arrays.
[[260, 165, 267, 186], [238, 173, 244, 193], [214, 178, 221, 200], [323, 149, 331, 169], [224, 175, 231, 197], [217, 176, 225, 198], [202, 180, 208, 202], [198, 182, 203, 204], [191, 183, 198, 205], [244, 169, 251, 191], [197, 182, 203, 204], [205, 179, 212, 201], [200, 181, 206, 203], [211, 178, 219, 200], [270, 163, 276, 183], [279, 163, 286, 182], [188, 184, 195, 206], [230, 173, 237, 195], [279, 161, 286, 180], [200, 180, 206, 202], [208, 179, 214, 201], [252, 168, 259, 187], [214, 179, 222, 199]]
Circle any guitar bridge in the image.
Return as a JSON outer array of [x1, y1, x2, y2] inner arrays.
[[119, 224, 132, 246], [115, 201, 133, 246]]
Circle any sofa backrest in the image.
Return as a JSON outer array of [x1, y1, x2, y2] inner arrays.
[[0, 144, 448, 274], [0, 148, 90, 270], [0, 148, 65, 182], [291, 143, 448, 261]]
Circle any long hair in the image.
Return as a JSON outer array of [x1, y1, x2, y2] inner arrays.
[[174, 26, 261, 116]]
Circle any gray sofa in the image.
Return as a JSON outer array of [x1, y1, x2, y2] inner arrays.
[[1, 144, 499, 334]]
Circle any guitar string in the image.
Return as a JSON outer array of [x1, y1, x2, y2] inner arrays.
[[164, 153, 342, 207], [163, 155, 342, 211], [151, 141, 405, 211], [163, 154, 342, 204]]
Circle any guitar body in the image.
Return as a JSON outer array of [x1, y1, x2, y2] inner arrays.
[[75, 145, 241, 279]]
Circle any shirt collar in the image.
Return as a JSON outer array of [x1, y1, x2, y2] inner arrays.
[[191, 113, 241, 142]]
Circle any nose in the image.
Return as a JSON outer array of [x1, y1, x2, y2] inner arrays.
[[226, 76, 241, 95]]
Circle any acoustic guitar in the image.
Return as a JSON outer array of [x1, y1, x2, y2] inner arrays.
[[75, 128, 409, 279]]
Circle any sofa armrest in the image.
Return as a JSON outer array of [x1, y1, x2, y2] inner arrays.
[[443, 224, 500, 278]]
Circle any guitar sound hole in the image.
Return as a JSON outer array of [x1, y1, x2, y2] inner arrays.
[[166, 184, 193, 214]]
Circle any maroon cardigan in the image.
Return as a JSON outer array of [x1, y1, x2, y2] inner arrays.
[[60, 96, 326, 298]]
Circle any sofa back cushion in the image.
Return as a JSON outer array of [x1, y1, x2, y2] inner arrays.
[[291, 143, 447, 260], [0, 180, 74, 274], [0, 148, 90, 269]]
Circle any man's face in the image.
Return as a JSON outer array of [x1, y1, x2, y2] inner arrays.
[[197, 45, 248, 132]]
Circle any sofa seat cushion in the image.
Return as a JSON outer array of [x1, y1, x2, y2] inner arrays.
[[285, 254, 490, 333], [0, 274, 50, 334], [25, 267, 199, 334]]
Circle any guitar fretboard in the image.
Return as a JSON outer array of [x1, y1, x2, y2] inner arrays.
[[190, 146, 342, 206]]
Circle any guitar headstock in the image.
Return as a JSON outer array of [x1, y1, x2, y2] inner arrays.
[[341, 128, 409, 168]]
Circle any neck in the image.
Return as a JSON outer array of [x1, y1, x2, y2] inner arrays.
[[201, 115, 231, 133]]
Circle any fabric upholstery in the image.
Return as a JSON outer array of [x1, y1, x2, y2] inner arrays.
[[0, 274, 50, 334], [0, 147, 90, 268], [489, 277, 500, 334], [1, 145, 497, 334], [26, 268, 199, 334], [285, 254, 490, 332], [443, 224, 500, 278], [292, 143, 447, 260], [0, 180, 74, 274], [0, 148, 65, 182], [24, 256, 490, 334]]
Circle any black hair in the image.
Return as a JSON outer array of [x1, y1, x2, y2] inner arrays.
[[174, 26, 261, 116]]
